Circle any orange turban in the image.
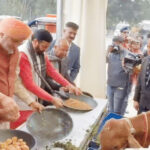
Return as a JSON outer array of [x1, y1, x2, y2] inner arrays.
[[0, 18, 32, 41]]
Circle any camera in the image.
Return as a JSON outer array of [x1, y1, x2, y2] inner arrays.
[[111, 36, 124, 52], [111, 44, 120, 52], [113, 45, 120, 51], [124, 53, 142, 72]]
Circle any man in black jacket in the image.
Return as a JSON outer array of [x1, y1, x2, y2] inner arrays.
[[134, 56, 150, 113]]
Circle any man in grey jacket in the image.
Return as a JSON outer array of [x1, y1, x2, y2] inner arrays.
[[48, 39, 69, 73], [107, 36, 131, 115], [47, 22, 80, 84]]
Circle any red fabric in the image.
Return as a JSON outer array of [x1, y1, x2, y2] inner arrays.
[[122, 41, 130, 50], [19, 53, 70, 102], [10, 110, 33, 129]]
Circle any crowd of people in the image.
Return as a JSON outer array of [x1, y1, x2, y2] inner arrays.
[[0, 17, 82, 129], [107, 26, 150, 116], [2, 16, 150, 131]]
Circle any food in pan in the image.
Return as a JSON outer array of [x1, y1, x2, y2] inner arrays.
[[64, 98, 93, 110], [0, 136, 29, 150]]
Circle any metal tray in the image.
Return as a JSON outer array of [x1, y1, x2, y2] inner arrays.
[[26, 108, 73, 145], [63, 93, 97, 112], [0, 129, 35, 149]]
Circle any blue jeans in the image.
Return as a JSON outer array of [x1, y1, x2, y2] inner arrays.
[[121, 82, 131, 115], [107, 85, 128, 115]]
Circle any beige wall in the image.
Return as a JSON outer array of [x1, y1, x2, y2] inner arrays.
[[63, 0, 107, 98]]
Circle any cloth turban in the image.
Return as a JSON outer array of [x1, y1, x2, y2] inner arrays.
[[0, 18, 32, 41]]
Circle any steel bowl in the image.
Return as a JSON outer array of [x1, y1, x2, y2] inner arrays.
[[0, 129, 35, 149], [26, 108, 73, 146]]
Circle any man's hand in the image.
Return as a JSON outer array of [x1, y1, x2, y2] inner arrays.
[[64, 84, 82, 96], [133, 64, 141, 75], [107, 45, 114, 53], [29, 101, 44, 112], [0, 93, 20, 122], [133, 101, 139, 111], [52, 97, 64, 108]]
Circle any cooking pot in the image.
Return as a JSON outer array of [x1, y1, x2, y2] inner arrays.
[[26, 108, 73, 146], [0, 129, 35, 149]]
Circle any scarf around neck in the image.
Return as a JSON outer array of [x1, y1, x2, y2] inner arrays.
[[27, 40, 46, 89]]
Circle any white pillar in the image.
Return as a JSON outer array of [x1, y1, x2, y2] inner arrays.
[[56, 0, 63, 40], [63, 0, 107, 98]]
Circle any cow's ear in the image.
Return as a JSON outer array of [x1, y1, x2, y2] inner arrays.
[[127, 134, 142, 148]]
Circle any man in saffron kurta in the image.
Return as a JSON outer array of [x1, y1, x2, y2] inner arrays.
[[0, 18, 32, 128]]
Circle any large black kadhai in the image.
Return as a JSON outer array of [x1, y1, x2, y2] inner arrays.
[[26, 108, 73, 146], [0, 129, 35, 149]]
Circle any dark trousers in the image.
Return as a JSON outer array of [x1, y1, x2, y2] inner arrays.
[[39, 77, 61, 106], [38, 86, 54, 106]]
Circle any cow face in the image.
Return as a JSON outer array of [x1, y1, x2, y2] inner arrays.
[[100, 119, 130, 150], [100, 119, 142, 150]]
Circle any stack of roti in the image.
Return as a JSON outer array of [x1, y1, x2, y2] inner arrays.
[[64, 98, 93, 111]]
